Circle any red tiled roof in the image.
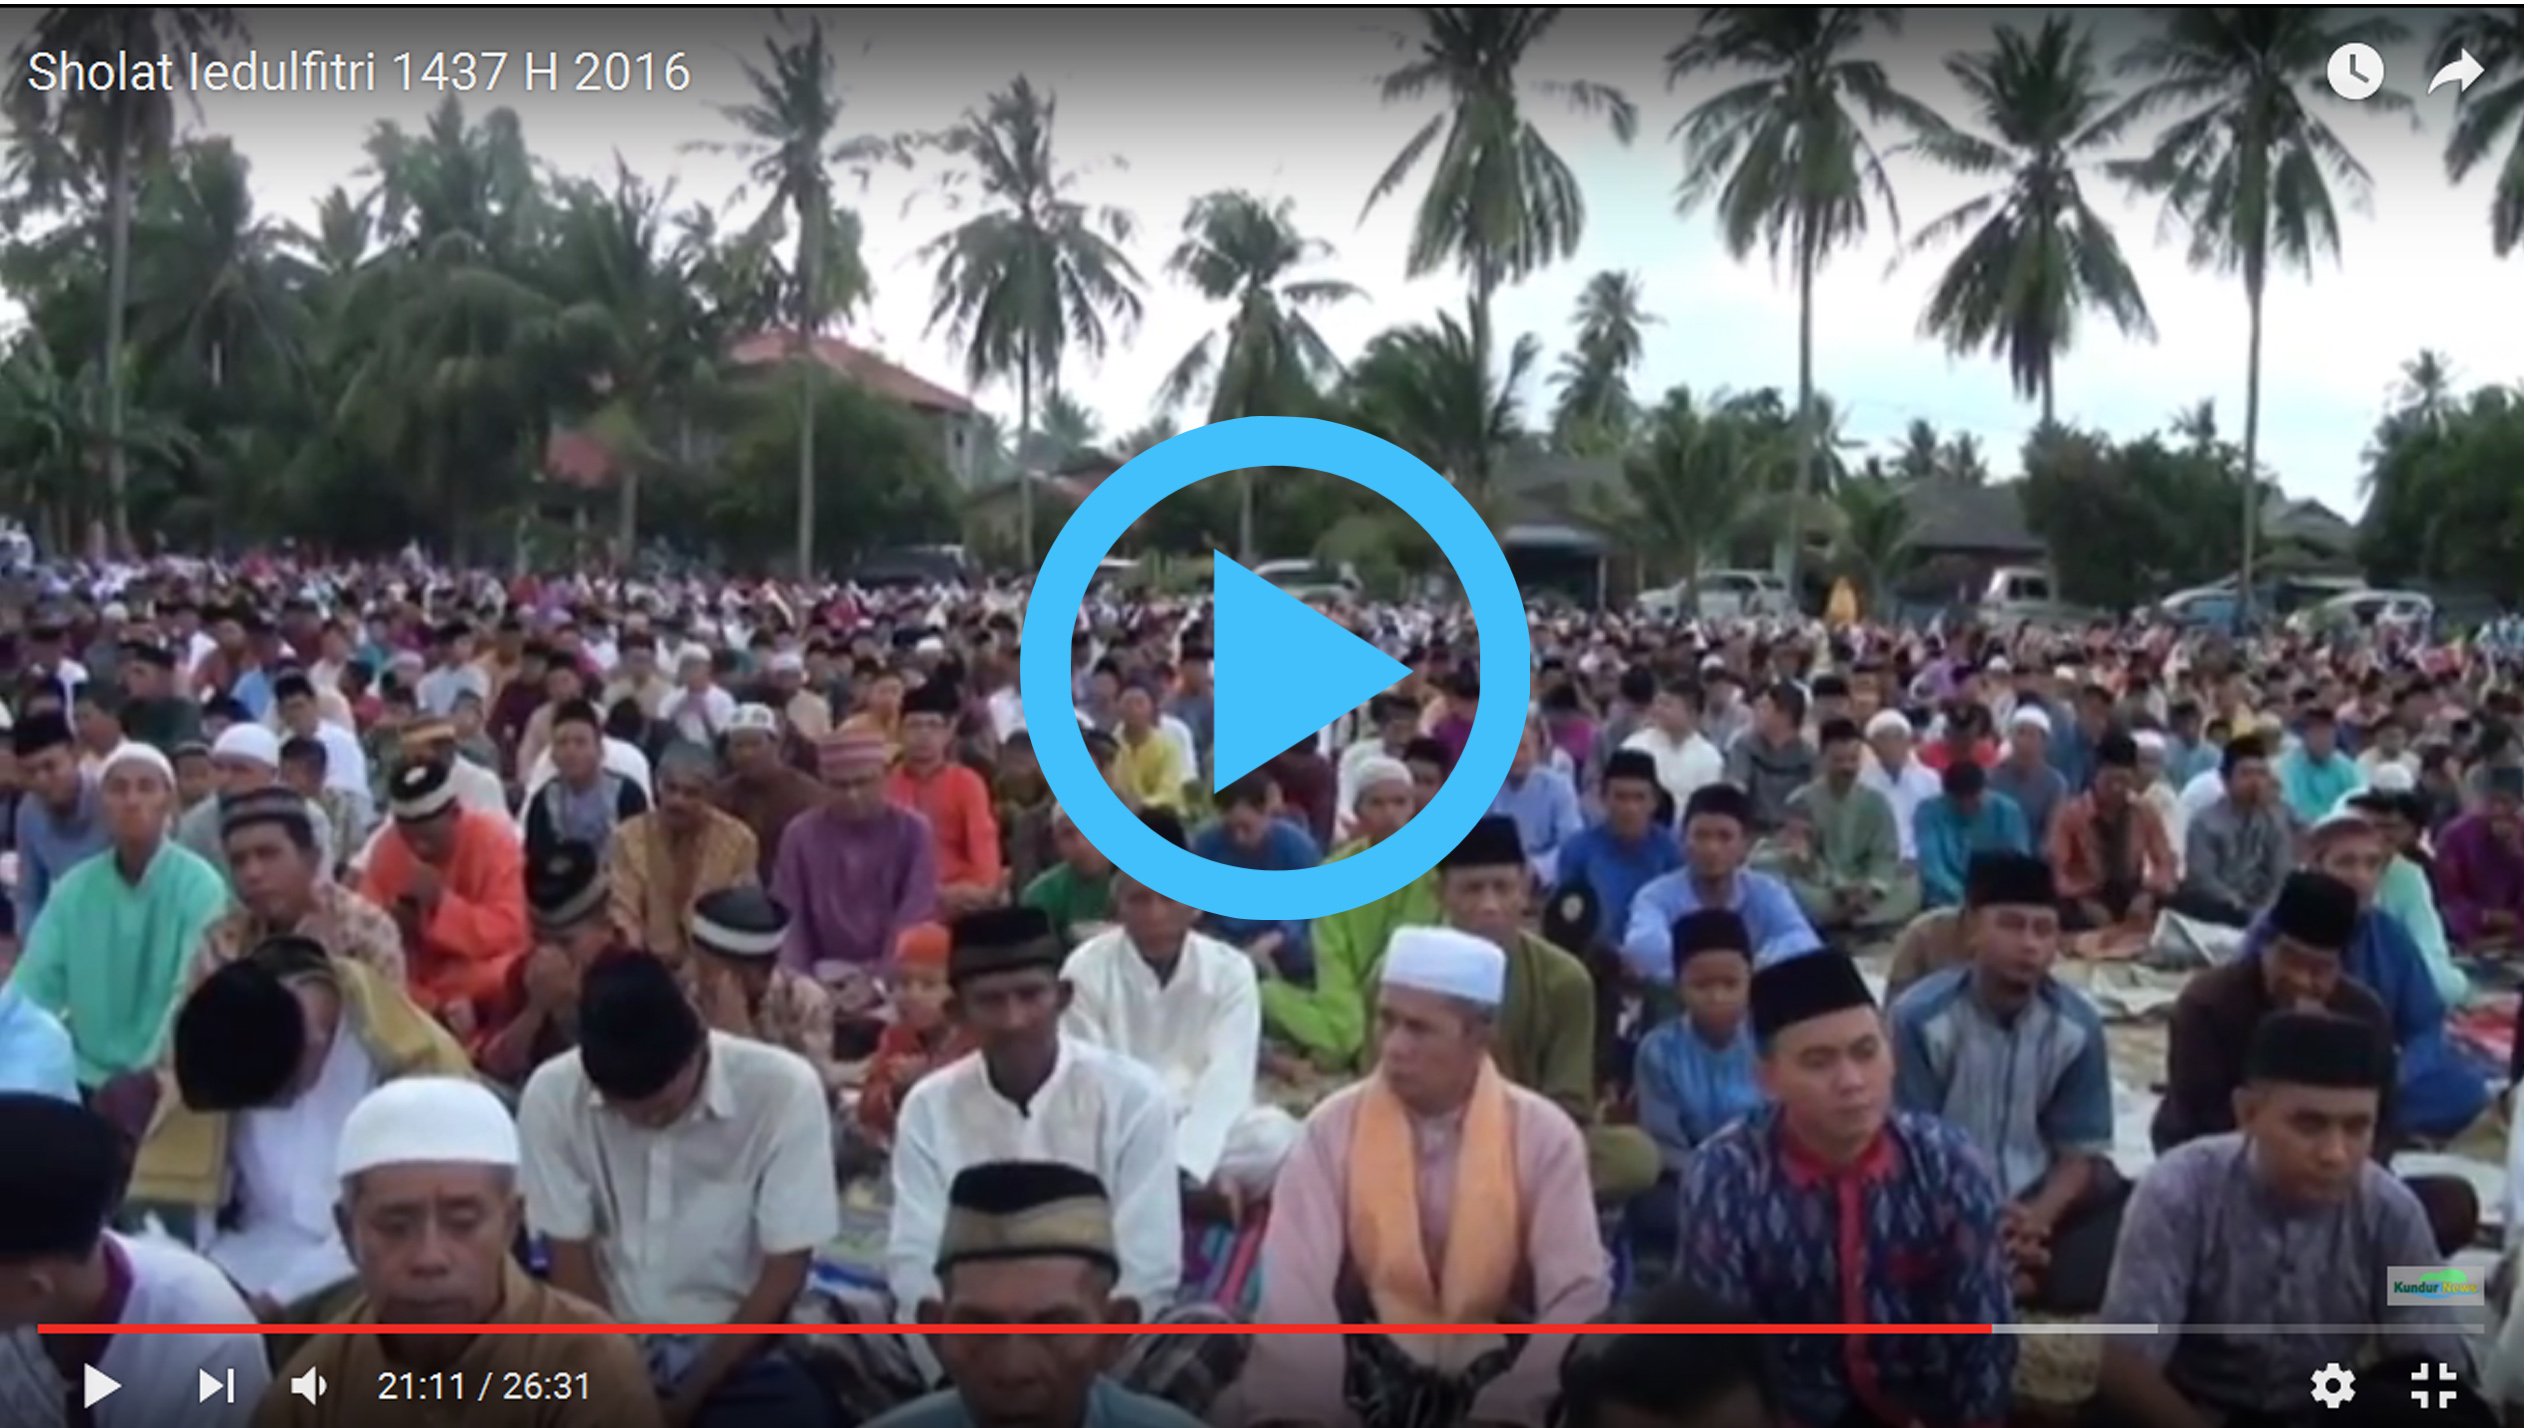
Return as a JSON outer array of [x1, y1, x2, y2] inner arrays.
[[727, 332, 976, 414]]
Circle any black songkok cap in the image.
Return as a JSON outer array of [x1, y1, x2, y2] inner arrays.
[[2095, 731, 2140, 768], [2245, 1009, 2393, 1091], [526, 841, 607, 931], [1602, 749, 1659, 788], [1139, 807, 1189, 849], [947, 905, 1063, 985], [174, 958, 307, 1111], [2268, 870, 2361, 952], [1964, 851, 2057, 910], [901, 679, 961, 718], [1670, 908, 1752, 970], [10, 711, 71, 758], [1543, 881, 1601, 953], [1682, 782, 1754, 830], [691, 885, 790, 959], [1749, 951, 1876, 1043], [578, 953, 705, 1101], [935, 1161, 1118, 1278], [1439, 814, 1526, 872], [0, 1094, 121, 1261]]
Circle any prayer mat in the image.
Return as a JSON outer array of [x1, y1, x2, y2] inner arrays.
[[2454, 996, 2517, 1071]]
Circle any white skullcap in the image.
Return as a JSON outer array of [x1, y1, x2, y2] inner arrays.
[[1380, 926, 1506, 1007], [769, 650, 806, 674], [211, 723, 280, 767], [915, 635, 946, 655], [1863, 710, 1909, 739], [99, 742, 174, 785], [728, 703, 781, 737], [2133, 730, 2168, 756], [2368, 762, 2417, 794], [1986, 657, 2013, 674], [2009, 707, 2051, 735], [1348, 755, 1413, 810], [336, 1076, 518, 1180]]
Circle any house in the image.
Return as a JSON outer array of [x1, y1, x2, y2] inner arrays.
[[542, 332, 983, 494]]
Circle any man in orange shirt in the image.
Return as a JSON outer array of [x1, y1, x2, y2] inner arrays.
[[2048, 730, 2178, 938], [359, 758, 531, 1040], [887, 679, 1003, 915]]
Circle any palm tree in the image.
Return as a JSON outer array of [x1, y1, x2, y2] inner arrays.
[[1583, 386, 1773, 594], [1156, 190, 1363, 559], [2393, 348, 2458, 428], [698, 16, 896, 576], [1667, 7, 1942, 597], [1549, 270, 1657, 455], [1903, 18, 2154, 424], [1343, 309, 1539, 506], [922, 76, 1144, 567], [7, 5, 247, 551], [2111, 8, 2407, 614], [2437, 8, 2524, 254], [1365, 8, 1636, 377], [1828, 474, 1918, 615]]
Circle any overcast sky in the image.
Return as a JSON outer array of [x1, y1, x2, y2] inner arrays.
[[6, 6, 2513, 516]]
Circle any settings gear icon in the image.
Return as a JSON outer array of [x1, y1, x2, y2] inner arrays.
[[2311, 1363, 2358, 1409]]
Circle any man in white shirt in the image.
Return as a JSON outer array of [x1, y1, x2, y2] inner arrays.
[[0, 1095, 264, 1428], [1859, 709, 1940, 862], [658, 651, 737, 747], [519, 952, 838, 1425], [1620, 675, 1723, 813], [1060, 810, 1300, 1204]]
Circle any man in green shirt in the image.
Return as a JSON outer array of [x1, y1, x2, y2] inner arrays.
[[1019, 805, 1117, 946], [1266, 755, 1433, 1071], [1440, 812, 1659, 1207]]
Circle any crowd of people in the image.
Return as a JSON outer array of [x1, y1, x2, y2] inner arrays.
[[0, 560, 2517, 1428]]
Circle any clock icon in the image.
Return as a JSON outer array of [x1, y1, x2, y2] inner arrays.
[[2329, 43, 2384, 101]]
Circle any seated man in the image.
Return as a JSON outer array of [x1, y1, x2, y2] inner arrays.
[[2096, 1010, 2478, 1428], [1890, 851, 2128, 1312], [688, 886, 847, 1103], [853, 924, 968, 1160], [1624, 785, 1821, 981], [519, 952, 840, 1427], [260, 1078, 658, 1428], [1235, 926, 1613, 1428], [477, 842, 628, 1086], [2346, 784, 2465, 1007], [0, 1094, 266, 1428], [1761, 718, 1918, 936], [188, 788, 406, 990], [133, 935, 474, 1319], [358, 759, 531, 1042], [2436, 763, 2524, 954], [1060, 810, 1301, 1206], [1441, 815, 1658, 1206], [2048, 731, 2179, 936], [1913, 759, 2033, 910], [2157, 869, 2480, 1255], [1190, 775, 1320, 978], [2177, 733, 2297, 929], [1553, 750, 1682, 965], [1627, 909, 1760, 1257], [1676, 951, 2015, 1428], [1270, 754, 1437, 1074], [1018, 805, 1118, 947], [866, 1163, 1210, 1428]]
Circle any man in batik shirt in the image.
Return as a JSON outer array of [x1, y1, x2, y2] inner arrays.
[[1676, 950, 2016, 1428]]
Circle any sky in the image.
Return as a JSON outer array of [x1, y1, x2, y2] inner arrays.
[[4, 5, 2516, 518]]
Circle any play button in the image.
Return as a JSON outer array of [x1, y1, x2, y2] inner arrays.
[[1210, 553, 1407, 789], [83, 1364, 119, 1408]]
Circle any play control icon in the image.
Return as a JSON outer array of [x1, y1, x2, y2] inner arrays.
[[81, 1364, 119, 1408], [2328, 43, 2384, 100], [1210, 554, 1408, 787], [200, 1366, 236, 1403]]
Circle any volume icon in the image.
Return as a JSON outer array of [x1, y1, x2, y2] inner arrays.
[[290, 1368, 327, 1404]]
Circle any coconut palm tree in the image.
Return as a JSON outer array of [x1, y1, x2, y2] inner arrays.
[[1343, 309, 1538, 508], [2110, 8, 2407, 612], [1365, 7, 1636, 376], [1549, 270, 1656, 455], [1156, 190, 1364, 559], [922, 76, 1144, 567], [7, 5, 247, 551], [1828, 473, 1918, 615], [1903, 18, 2154, 424], [2437, 8, 2524, 254], [1583, 386, 1774, 595], [1667, 7, 1942, 596], [697, 15, 896, 576]]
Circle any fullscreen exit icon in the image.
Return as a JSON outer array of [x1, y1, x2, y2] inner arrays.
[[2413, 1361, 2459, 1408]]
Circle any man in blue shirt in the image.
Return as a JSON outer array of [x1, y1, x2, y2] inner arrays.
[[0, 984, 75, 1102], [1489, 720, 1584, 884], [1554, 749, 1681, 960], [1889, 850, 2124, 1313], [1622, 784, 1820, 981], [1191, 775, 1320, 974]]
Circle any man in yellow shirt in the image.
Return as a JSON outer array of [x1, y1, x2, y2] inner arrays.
[[1111, 682, 1191, 812]]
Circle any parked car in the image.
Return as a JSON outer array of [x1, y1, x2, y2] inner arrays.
[[1636, 568, 1795, 621], [2288, 588, 2436, 637], [1251, 558, 1361, 603]]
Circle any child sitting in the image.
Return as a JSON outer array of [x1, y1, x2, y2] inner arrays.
[[1627, 908, 1762, 1259]]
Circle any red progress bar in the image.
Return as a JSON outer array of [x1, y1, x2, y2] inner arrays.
[[43, 1323, 1995, 1336]]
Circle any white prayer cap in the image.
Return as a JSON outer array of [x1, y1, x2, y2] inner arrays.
[[99, 741, 174, 785], [728, 702, 781, 737], [2368, 762, 2418, 794], [768, 650, 806, 674], [1380, 926, 1506, 1007], [1348, 755, 1412, 810], [2132, 730, 2168, 757], [337, 1077, 519, 1181], [1863, 710, 1909, 740], [211, 723, 280, 767], [1986, 657, 2013, 674], [2009, 707, 2051, 735]]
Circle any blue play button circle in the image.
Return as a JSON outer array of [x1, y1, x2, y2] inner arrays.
[[1019, 416, 1531, 921]]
